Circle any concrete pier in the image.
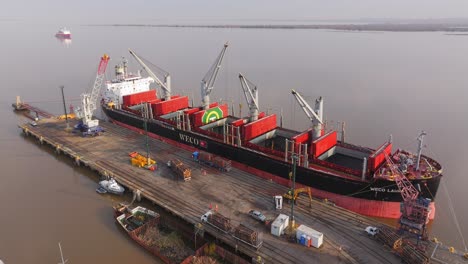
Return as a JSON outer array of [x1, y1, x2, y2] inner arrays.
[[18, 114, 466, 264]]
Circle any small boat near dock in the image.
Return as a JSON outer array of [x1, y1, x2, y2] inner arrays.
[[98, 177, 124, 195]]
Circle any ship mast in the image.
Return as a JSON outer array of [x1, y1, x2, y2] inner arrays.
[[416, 131, 427, 171], [129, 49, 171, 100], [201, 43, 229, 110], [58, 242, 68, 264], [238, 73, 259, 122], [291, 89, 323, 140]]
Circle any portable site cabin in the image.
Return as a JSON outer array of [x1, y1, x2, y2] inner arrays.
[[296, 224, 324, 248], [271, 214, 289, 237]]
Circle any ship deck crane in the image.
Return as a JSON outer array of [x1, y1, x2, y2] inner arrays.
[[239, 73, 259, 122], [201, 43, 228, 110], [291, 89, 323, 140], [74, 54, 110, 135], [128, 49, 171, 100], [383, 151, 430, 239]]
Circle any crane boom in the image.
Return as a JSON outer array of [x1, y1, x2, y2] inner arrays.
[[291, 89, 323, 139], [383, 152, 419, 202], [201, 42, 229, 110], [383, 151, 431, 239], [238, 73, 259, 122], [74, 54, 110, 128], [128, 49, 171, 100]]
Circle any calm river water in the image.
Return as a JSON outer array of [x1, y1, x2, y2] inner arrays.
[[1, 21, 467, 263]]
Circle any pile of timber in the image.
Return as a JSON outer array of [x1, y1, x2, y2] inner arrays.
[[234, 224, 260, 246], [375, 225, 402, 250], [401, 242, 429, 264], [198, 152, 213, 163], [208, 212, 231, 232], [212, 156, 232, 172], [170, 159, 192, 181], [198, 151, 231, 171]]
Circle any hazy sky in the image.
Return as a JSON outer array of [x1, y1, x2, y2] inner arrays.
[[2, 0, 468, 23]]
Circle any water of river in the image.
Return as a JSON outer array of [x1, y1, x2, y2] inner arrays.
[[1, 21, 467, 263]]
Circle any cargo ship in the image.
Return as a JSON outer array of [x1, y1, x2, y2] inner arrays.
[[101, 45, 442, 219]]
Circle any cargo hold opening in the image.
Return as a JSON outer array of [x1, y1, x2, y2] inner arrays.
[[318, 145, 371, 171], [248, 128, 299, 153]]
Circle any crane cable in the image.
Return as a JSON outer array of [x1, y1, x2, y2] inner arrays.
[[442, 178, 467, 251], [422, 141, 467, 251]]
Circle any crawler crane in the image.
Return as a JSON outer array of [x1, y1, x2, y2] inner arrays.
[[74, 54, 110, 136]]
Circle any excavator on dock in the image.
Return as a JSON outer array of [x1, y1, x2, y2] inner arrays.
[[282, 187, 313, 208]]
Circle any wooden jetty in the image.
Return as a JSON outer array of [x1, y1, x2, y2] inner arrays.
[[17, 111, 467, 264]]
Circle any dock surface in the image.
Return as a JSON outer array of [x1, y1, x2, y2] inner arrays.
[[19, 116, 465, 264]]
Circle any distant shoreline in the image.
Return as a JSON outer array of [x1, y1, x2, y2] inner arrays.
[[89, 23, 468, 32]]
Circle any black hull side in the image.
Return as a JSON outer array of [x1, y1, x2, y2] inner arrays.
[[103, 107, 441, 203]]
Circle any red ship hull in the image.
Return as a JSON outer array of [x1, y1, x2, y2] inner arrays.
[[110, 118, 436, 220], [55, 33, 71, 39]]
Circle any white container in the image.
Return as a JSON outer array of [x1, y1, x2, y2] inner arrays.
[[271, 214, 289, 237], [296, 225, 323, 248], [274, 195, 283, 210]]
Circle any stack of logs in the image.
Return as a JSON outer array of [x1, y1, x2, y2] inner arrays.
[[375, 225, 429, 264], [212, 156, 232, 172], [375, 225, 403, 250], [170, 159, 192, 181], [197, 151, 231, 171], [234, 224, 259, 246], [208, 212, 231, 232], [401, 242, 429, 264]]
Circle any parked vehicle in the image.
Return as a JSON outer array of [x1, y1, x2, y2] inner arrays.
[[168, 159, 191, 181], [365, 226, 379, 236], [193, 151, 232, 172], [248, 210, 266, 222], [99, 177, 125, 195], [201, 210, 231, 233], [201, 210, 213, 222]]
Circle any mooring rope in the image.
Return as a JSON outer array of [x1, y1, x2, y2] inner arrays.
[[442, 178, 467, 251]]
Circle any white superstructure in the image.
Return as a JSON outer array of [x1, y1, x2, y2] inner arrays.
[[57, 28, 71, 35], [103, 57, 154, 105]]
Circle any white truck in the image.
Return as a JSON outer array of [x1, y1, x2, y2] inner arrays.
[[201, 210, 213, 222], [365, 226, 378, 236]]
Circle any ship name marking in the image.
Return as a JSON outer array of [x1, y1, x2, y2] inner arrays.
[[370, 187, 401, 193], [179, 133, 200, 145]]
